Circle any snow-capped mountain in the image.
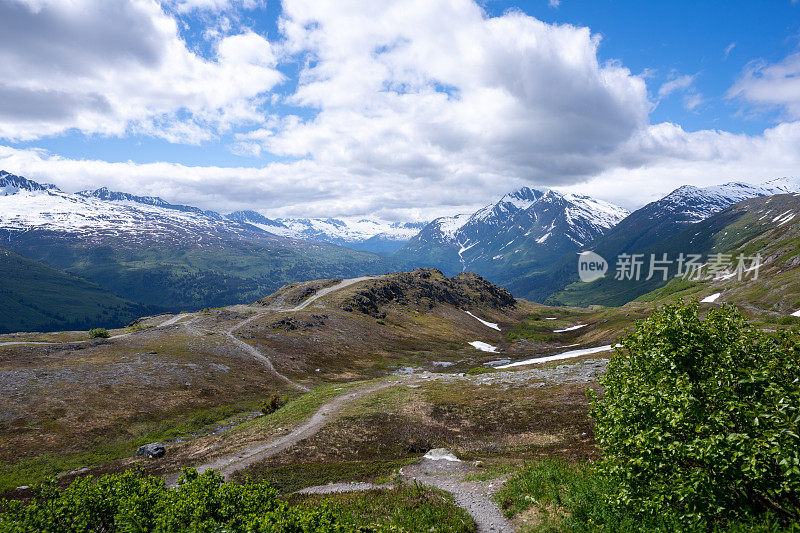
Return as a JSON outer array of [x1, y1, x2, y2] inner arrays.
[[395, 186, 629, 274], [0, 171, 398, 313], [226, 210, 427, 253], [588, 178, 800, 258], [0, 172, 265, 246]]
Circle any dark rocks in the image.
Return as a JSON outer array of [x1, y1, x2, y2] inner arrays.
[[269, 314, 327, 331], [136, 442, 166, 458], [339, 268, 516, 318]]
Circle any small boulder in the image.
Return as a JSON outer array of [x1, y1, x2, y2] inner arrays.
[[136, 443, 166, 459]]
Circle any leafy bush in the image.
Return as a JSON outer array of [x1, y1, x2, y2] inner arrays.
[[0, 467, 344, 532], [590, 300, 800, 528], [778, 315, 800, 326], [496, 458, 790, 532], [260, 392, 286, 415], [87, 328, 110, 339]]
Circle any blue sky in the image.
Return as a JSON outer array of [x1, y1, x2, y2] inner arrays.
[[1, 0, 800, 219]]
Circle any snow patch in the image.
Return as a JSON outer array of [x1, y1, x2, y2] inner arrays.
[[465, 311, 500, 331], [553, 324, 587, 333], [468, 341, 498, 353], [701, 293, 721, 303], [496, 345, 617, 368]]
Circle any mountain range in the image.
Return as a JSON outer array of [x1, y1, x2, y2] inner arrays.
[[1, 168, 799, 332], [0, 171, 400, 315]]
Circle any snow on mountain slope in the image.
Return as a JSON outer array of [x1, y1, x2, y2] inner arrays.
[[396, 187, 629, 274], [660, 180, 800, 223], [226, 210, 426, 251], [0, 172, 260, 245]]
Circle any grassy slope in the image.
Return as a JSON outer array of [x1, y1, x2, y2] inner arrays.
[[0, 247, 147, 333], [547, 194, 796, 307]]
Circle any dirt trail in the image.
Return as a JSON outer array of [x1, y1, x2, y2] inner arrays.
[[287, 276, 375, 312], [224, 312, 309, 392], [221, 276, 377, 391], [401, 458, 516, 532], [167, 379, 399, 486]]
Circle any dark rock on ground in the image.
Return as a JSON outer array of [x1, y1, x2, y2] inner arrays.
[[137, 442, 166, 458]]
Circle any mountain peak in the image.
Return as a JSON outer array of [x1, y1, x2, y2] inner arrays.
[[77, 187, 170, 207], [0, 170, 60, 195]]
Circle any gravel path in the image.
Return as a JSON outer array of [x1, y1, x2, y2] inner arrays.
[[287, 276, 375, 312], [166, 379, 400, 486], [225, 312, 310, 392], [401, 457, 515, 532], [222, 276, 378, 391]]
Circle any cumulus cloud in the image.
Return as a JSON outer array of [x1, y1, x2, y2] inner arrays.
[[729, 53, 800, 119], [1, 0, 799, 220], [0, 0, 283, 142], [233, 0, 650, 188]]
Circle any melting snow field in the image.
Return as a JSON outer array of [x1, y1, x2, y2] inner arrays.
[[465, 311, 500, 330], [553, 324, 587, 333], [544, 317, 557, 320], [791, 309, 800, 317], [469, 341, 498, 353], [701, 293, 721, 303], [496, 345, 616, 368]]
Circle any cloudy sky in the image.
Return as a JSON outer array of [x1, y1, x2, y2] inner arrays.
[[1, 0, 800, 220]]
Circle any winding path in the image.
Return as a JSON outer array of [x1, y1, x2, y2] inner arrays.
[[222, 276, 377, 391], [167, 379, 398, 486]]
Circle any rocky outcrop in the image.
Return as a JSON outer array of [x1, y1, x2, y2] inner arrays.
[[340, 268, 515, 318]]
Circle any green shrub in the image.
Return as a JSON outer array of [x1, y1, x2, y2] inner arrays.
[[260, 392, 286, 415], [87, 328, 110, 339], [0, 467, 344, 532], [778, 315, 800, 326], [590, 300, 800, 528]]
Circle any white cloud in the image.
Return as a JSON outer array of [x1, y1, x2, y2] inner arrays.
[[0, 0, 283, 142], [249, 0, 649, 187], [1, 0, 799, 221], [657, 74, 695, 98], [723, 42, 735, 59], [729, 53, 800, 119], [549, 0, 560, 7]]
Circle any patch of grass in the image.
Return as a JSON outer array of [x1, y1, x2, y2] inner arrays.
[[505, 314, 559, 342], [289, 485, 475, 532], [466, 366, 496, 375], [236, 458, 416, 494], [0, 400, 263, 493], [462, 461, 519, 482]]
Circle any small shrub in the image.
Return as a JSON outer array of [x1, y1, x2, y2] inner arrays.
[[590, 300, 800, 528], [260, 393, 286, 415], [0, 468, 344, 532], [87, 328, 110, 339], [778, 315, 800, 326], [376, 319, 387, 325]]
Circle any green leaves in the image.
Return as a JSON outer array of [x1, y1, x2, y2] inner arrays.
[[590, 300, 800, 528], [0, 467, 346, 532]]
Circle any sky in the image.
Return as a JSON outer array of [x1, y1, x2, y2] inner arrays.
[[1, 0, 800, 221]]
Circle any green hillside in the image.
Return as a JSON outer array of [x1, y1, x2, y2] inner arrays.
[[6, 236, 403, 312], [0, 247, 146, 333], [548, 194, 800, 309]]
